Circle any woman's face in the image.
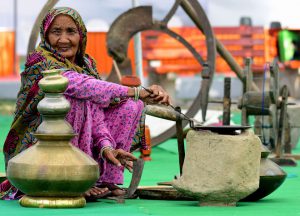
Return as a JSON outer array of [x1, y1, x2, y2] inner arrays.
[[47, 15, 80, 63]]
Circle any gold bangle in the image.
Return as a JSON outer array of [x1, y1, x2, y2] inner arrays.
[[100, 146, 114, 159]]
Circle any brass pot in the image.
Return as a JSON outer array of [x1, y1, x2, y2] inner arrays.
[[7, 69, 99, 208], [241, 145, 287, 201], [7, 134, 99, 197]]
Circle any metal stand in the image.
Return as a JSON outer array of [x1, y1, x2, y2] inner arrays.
[[238, 58, 297, 166]]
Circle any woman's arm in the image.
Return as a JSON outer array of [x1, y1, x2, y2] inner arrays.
[[62, 70, 170, 107], [62, 71, 129, 107]]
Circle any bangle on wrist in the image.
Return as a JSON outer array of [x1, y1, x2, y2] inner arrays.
[[134, 87, 140, 101], [137, 86, 141, 100], [134, 87, 137, 101], [100, 146, 114, 159]]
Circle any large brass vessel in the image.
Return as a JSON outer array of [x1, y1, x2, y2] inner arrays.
[[7, 69, 99, 208], [241, 145, 287, 201]]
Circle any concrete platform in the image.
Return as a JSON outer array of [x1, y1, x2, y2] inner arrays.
[[0, 78, 20, 100]]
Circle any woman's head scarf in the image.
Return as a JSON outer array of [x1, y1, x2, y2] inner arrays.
[[41, 7, 87, 59], [2, 7, 100, 171]]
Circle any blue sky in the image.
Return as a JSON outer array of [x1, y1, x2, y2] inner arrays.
[[1, 0, 300, 54]]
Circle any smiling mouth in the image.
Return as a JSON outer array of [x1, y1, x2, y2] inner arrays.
[[58, 47, 70, 52]]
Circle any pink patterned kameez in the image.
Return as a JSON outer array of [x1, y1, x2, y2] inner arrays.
[[63, 71, 144, 185]]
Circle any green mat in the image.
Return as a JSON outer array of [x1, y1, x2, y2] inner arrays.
[[0, 114, 300, 215], [0, 115, 13, 173]]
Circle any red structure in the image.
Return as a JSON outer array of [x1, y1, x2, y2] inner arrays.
[[0, 31, 15, 77], [142, 26, 267, 75], [1, 26, 299, 78], [86, 32, 136, 77]]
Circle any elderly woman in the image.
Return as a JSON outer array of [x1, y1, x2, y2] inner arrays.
[[0, 7, 170, 200]]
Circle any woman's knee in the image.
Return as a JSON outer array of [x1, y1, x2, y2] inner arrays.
[[123, 99, 144, 114]]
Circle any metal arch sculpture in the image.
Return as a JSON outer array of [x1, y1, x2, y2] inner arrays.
[[106, 0, 216, 146], [27, 0, 59, 55]]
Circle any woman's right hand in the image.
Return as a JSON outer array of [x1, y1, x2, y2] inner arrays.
[[140, 85, 171, 106]]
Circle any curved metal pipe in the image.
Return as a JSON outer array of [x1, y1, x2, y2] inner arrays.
[[27, 0, 59, 55], [106, 4, 216, 147]]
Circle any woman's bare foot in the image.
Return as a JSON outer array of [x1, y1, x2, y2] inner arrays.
[[84, 186, 110, 200], [97, 182, 126, 197], [111, 188, 126, 196]]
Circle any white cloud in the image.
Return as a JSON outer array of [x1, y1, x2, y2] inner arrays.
[[86, 19, 109, 32], [168, 15, 184, 27]]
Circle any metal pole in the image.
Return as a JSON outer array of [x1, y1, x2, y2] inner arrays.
[[13, 0, 17, 75], [175, 106, 185, 175], [132, 0, 144, 85], [222, 77, 231, 125]]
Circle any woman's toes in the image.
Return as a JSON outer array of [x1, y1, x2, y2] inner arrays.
[[85, 186, 109, 197], [111, 188, 126, 196], [95, 187, 109, 195]]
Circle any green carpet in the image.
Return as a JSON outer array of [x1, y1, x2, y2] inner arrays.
[[0, 114, 300, 215], [0, 115, 13, 173]]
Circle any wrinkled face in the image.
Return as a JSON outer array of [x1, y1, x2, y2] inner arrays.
[[47, 15, 80, 63]]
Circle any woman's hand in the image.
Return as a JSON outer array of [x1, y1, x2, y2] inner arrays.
[[140, 85, 171, 106], [102, 148, 137, 172]]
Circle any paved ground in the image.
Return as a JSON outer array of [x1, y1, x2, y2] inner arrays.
[[0, 77, 20, 100]]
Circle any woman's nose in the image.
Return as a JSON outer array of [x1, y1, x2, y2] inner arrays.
[[58, 33, 69, 43]]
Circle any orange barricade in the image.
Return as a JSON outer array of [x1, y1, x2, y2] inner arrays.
[[0, 31, 15, 77], [86, 32, 136, 77], [141, 26, 266, 75]]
